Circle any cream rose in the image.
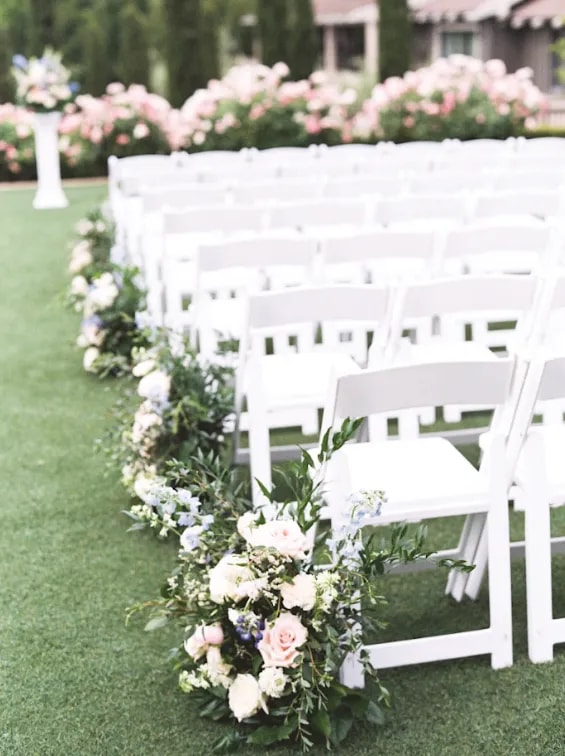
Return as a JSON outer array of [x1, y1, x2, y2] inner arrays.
[[70, 275, 89, 297], [137, 369, 171, 404], [258, 613, 308, 668], [82, 346, 100, 373], [280, 573, 317, 611], [250, 520, 309, 559], [69, 240, 92, 273], [258, 667, 289, 698], [228, 674, 266, 721], [132, 358, 157, 378], [208, 554, 255, 604]]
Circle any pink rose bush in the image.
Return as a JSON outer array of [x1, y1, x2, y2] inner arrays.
[[353, 55, 547, 143], [0, 103, 35, 180], [130, 420, 462, 750], [179, 61, 358, 151]]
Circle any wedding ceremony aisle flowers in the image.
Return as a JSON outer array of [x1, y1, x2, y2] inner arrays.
[[67, 207, 115, 302], [107, 332, 235, 518], [131, 423, 468, 751], [11, 49, 77, 113]]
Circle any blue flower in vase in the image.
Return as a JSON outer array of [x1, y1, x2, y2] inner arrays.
[[69, 82, 80, 94]]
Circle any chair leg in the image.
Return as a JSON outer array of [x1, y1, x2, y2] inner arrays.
[[246, 361, 273, 508], [446, 513, 486, 602], [523, 434, 554, 664], [340, 651, 365, 689], [486, 437, 513, 669]]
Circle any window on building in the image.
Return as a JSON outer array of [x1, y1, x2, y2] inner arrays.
[[336, 24, 365, 71], [551, 30, 565, 90], [441, 31, 475, 57]]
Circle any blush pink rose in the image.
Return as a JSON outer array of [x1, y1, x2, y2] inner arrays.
[[258, 613, 308, 668], [184, 624, 224, 660]]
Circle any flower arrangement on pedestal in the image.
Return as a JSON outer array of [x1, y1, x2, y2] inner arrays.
[[131, 422, 470, 751], [11, 49, 78, 113]]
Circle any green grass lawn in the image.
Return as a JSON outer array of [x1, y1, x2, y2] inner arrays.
[[2, 184, 565, 755]]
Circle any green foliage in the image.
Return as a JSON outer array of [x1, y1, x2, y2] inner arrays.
[[164, 0, 215, 107], [0, 26, 15, 102], [286, 0, 318, 80], [118, 0, 151, 87], [552, 35, 565, 85], [257, 0, 288, 66], [80, 7, 113, 96], [378, 0, 412, 81]]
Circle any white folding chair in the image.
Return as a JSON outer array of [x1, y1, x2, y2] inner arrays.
[[442, 222, 557, 276], [517, 137, 565, 157], [235, 285, 392, 504], [191, 236, 318, 358], [373, 274, 540, 432], [319, 228, 440, 286], [233, 179, 322, 205], [472, 190, 565, 223], [320, 357, 516, 680], [376, 194, 470, 230], [323, 175, 406, 199], [510, 353, 565, 662], [267, 199, 368, 232]]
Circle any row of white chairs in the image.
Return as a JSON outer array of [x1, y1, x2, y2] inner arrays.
[[150, 220, 560, 338]]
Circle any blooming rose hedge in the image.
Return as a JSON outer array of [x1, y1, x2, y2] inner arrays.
[[0, 56, 549, 181]]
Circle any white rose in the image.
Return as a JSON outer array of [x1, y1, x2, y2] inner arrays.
[[250, 520, 309, 559], [132, 358, 157, 378], [228, 674, 267, 721], [237, 511, 259, 542], [83, 346, 100, 373], [69, 240, 92, 273], [137, 369, 171, 405], [280, 573, 317, 611], [258, 667, 289, 699], [70, 275, 89, 297], [208, 554, 254, 604], [87, 281, 119, 311], [133, 471, 162, 503]]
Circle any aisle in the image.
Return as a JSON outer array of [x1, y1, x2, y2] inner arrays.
[[0, 186, 217, 755]]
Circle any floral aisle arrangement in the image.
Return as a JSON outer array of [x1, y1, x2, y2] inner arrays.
[[180, 62, 358, 151], [131, 422, 469, 751], [74, 265, 149, 377], [67, 207, 115, 301], [353, 55, 546, 143], [104, 331, 235, 517], [11, 49, 78, 113]]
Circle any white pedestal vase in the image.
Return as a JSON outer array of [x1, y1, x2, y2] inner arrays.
[[32, 111, 68, 209]]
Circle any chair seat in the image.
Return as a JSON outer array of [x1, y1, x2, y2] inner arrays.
[[326, 437, 489, 524], [246, 352, 359, 406]]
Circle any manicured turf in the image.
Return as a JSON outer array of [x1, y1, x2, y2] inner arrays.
[[1, 184, 565, 755]]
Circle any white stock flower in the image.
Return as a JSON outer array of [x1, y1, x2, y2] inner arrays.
[[70, 275, 89, 297], [137, 370, 171, 405], [68, 240, 92, 273], [228, 674, 267, 721], [205, 646, 233, 688], [258, 667, 289, 699], [133, 471, 162, 503], [82, 346, 100, 373], [208, 554, 254, 604], [132, 358, 157, 378], [280, 573, 317, 611], [87, 276, 119, 312]]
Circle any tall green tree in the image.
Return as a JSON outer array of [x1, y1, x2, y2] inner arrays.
[[257, 0, 288, 66], [80, 7, 113, 95], [164, 0, 213, 106], [28, 0, 57, 51], [0, 26, 15, 102], [378, 0, 412, 81], [287, 0, 318, 79], [118, 0, 150, 86]]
